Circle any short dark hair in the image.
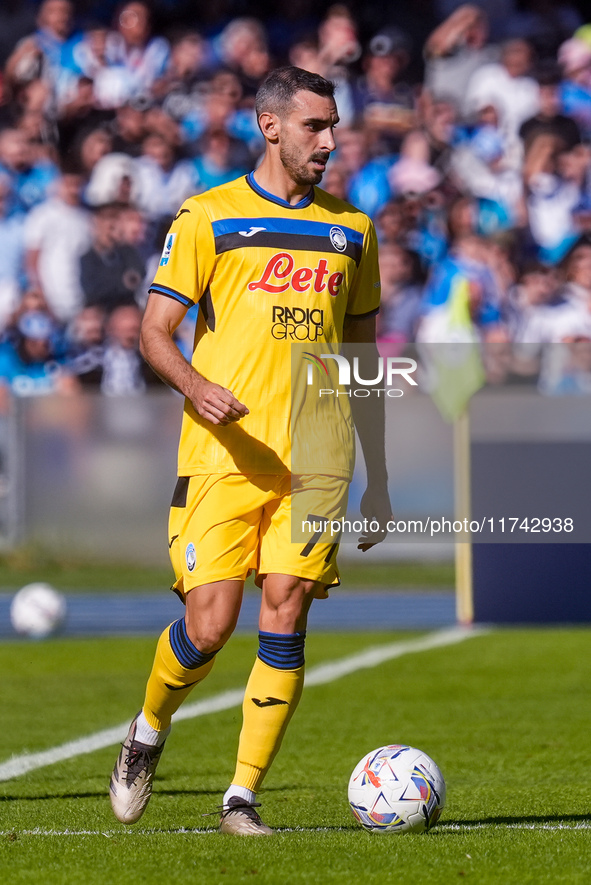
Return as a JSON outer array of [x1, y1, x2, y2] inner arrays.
[[533, 59, 561, 87], [255, 66, 335, 120]]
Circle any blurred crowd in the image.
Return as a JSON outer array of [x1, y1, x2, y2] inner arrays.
[[1, 0, 591, 401]]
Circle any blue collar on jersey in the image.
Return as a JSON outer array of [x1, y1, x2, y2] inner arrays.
[[246, 171, 315, 210]]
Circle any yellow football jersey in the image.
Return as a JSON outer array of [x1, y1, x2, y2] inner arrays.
[[149, 172, 381, 478]]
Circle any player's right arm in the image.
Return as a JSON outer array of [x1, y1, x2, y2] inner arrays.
[[140, 293, 248, 426], [143, 199, 248, 426]]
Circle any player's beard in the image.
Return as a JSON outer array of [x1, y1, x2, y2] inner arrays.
[[279, 143, 329, 186]]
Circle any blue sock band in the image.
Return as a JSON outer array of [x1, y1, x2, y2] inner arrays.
[[169, 618, 219, 669], [257, 631, 306, 670]]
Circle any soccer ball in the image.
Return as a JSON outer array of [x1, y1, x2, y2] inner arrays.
[[10, 583, 67, 639], [348, 744, 446, 834]]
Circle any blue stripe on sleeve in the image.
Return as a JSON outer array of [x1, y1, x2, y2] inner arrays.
[[148, 284, 195, 307]]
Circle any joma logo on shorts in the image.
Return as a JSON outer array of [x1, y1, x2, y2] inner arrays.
[[249, 252, 344, 296]]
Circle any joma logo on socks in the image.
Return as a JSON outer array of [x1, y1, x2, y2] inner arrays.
[[251, 697, 289, 707]]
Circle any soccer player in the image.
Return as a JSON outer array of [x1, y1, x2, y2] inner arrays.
[[109, 66, 391, 835]]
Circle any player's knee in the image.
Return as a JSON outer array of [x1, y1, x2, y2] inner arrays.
[[184, 617, 235, 653]]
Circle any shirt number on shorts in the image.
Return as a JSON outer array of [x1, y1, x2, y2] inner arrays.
[[300, 512, 339, 563]]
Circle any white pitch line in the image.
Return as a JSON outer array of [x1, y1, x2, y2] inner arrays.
[[0, 625, 487, 783], [1, 822, 590, 837], [439, 823, 591, 832]]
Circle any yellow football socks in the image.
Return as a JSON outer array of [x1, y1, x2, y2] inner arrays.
[[232, 632, 306, 792], [142, 618, 218, 732], [142, 624, 306, 793]]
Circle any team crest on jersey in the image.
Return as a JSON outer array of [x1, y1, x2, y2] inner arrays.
[[185, 542, 196, 572], [159, 233, 177, 266], [329, 226, 347, 252]]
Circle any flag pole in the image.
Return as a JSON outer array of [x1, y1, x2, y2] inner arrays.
[[454, 406, 474, 625]]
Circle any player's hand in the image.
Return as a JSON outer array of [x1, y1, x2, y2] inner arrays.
[[357, 483, 392, 551], [191, 378, 249, 426]]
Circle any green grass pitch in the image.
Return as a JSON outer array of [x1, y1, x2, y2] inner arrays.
[[1, 628, 590, 884]]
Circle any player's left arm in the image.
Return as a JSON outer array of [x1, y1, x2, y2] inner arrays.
[[342, 313, 392, 550]]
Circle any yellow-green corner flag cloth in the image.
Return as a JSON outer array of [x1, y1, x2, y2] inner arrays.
[[418, 277, 486, 422]]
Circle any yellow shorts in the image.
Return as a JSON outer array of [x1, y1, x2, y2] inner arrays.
[[168, 473, 350, 601]]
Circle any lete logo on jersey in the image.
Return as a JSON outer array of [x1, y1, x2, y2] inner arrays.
[[159, 233, 177, 266], [249, 252, 344, 296]]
